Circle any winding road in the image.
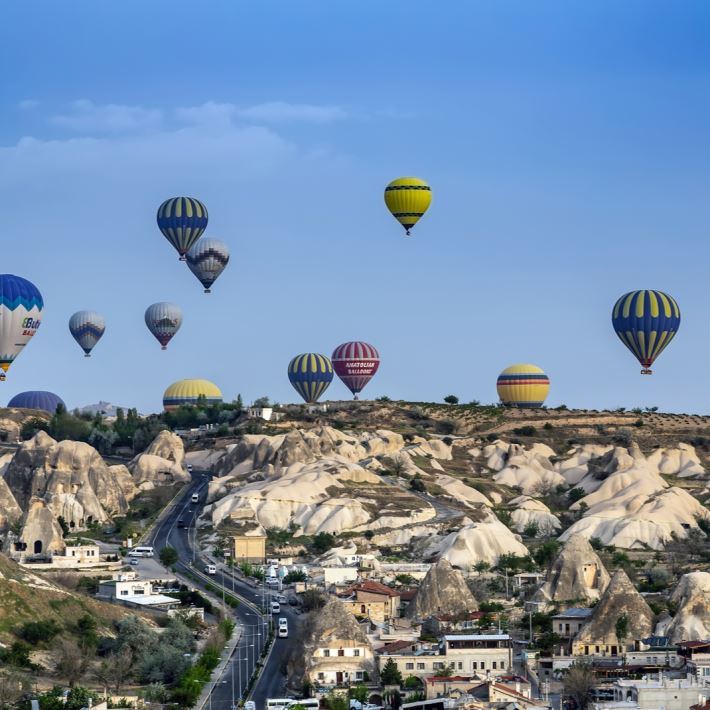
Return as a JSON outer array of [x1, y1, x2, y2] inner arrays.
[[136, 472, 298, 710]]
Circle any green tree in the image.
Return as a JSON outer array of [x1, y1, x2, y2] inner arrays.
[[325, 693, 349, 710], [349, 685, 369, 703], [311, 532, 336, 554], [563, 662, 595, 710], [568, 487, 586, 503], [380, 658, 403, 686], [615, 614, 629, 648], [159, 546, 179, 567], [443, 395, 459, 405]]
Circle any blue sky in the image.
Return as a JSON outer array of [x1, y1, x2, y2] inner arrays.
[[1, 1, 709, 413]]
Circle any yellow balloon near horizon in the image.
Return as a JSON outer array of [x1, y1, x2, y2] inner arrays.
[[163, 379, 223, 411], [496, 364, 550, 408], [384, 177, 432, 235]]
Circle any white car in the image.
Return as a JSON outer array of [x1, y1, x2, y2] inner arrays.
[[278, 618, 288, 638], [271, 601, 281, 614]]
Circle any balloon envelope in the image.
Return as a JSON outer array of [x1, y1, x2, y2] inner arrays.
[[288, 353, 333, 403], [186, 238, 230, 292], [145, 302, 183, 349], [384, 177, 432, 235], [69, 310, 105, 357], [8, 390, 65, 414], [332, 341, 380, 398], [0, 274, 43, 381], [163, 379, 223, 411], [497, 364, 550, 408], [156, 197, 208, 259], [611, 290, 680, 374]]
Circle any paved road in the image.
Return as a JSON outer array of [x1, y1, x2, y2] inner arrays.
[[136, 472, 298, 710]]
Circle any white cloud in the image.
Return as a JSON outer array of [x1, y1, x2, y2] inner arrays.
[[18, 99, 39, 110], [175, 101, 348, 127], [50, 99, 163, 133], [236, 101, 348, 124]]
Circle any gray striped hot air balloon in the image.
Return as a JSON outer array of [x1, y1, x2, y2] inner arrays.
[[186, 238, 230, 293], [145, 302, 182, 350], [69, 310, 105, 357]]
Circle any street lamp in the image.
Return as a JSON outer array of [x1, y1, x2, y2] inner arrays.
[[237, 650, 253, 700]]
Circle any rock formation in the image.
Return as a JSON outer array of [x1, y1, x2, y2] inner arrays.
[[3, 433, 138, 530], [535, 534, 610, 603], [574, 570, 654, 652], [210, 458, 434, 535], [296, 597, 377, 686], [407, 558, 478, 620], [422, 512, 529, 570], [662, 572, 710, 642], [0, 476, 23, 531], [16, 499, 66, 556], [129, 431, 189, 490], [509, 496, 561, 535]]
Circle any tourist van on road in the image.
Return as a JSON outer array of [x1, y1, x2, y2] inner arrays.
[[205, 564, 217, 575], [191, 493, 199, 503], [128, 546, 154, 557]]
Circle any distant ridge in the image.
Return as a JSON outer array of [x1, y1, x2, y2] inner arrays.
[[76, 401, 141, 417]]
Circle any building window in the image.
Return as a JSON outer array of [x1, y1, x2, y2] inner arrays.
[[323, 649, 330, 657], [433, 663, 443, 670], [458, 662, 463, 670], [354, 650, 360, 657], [355, 672, 363, 681], [361, 605, 367, 614], [480, 662, 485, 670], [318, 673, 324, 681], [406, 663, 414, 670], [492, 662, 497, 670], [417, 663, 425, 670], [338, 650, 345, 657], [120, 590, 128, 596], [558, 624, 563, 631], [472, 662, 477, 670]]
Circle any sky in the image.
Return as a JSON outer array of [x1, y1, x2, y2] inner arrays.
[[1, 1, 709, 414]]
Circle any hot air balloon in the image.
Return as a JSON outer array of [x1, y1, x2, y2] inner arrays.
[[8, 390, 65, 414], [612, 290, 680, 375], [287, 353, 333, 403], [145, 302, 183, 349], [156, 197, 208, 260], [186, 238, 230, 293], [497, 364, 550, 408], [384, 177, 432, 235], [0, 274, 43, 382], [69, 310, 105, 357], [332, 341, 380, 399], [163, 379, 223, 411]]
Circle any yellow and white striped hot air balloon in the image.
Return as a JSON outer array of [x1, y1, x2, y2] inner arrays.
[[384, 177, 432, 235]]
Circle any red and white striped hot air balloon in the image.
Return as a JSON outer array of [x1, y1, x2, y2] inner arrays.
[[332, 341, 380, 400]]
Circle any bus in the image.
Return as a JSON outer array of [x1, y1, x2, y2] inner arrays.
[[128, 546, 154, 557], [266, 700, 318, 710]]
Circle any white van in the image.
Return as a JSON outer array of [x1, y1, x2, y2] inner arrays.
[[278, 617, 288, 638], [271, 601, 281, 614], [191, 493, 199, 503], [128, 546, 154, 558], [205, 564, 217, 575], [266, 700, 291, 710], [286, 701, 318, 710]]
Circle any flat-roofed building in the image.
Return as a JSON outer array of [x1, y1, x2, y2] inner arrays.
[[231, 534, 266, 563]]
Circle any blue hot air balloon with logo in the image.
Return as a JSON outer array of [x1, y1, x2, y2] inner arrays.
[[287, 353, 334, 403], [0, 274, 44, 381], [611, 289, 681, 374], [69, 311, 105, 357]]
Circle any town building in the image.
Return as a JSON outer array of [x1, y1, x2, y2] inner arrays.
[[591, 675, 709, 710], [230, 534, 266, 563], [340, 581, 401, 623], [551, 607, 593, 639], [678, 641, 710, 685]]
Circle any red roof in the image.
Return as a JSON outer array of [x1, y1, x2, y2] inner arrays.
[[351, 580, 400, 598], [375, 640, 416, 654], [400, 589, 417, 601], [691, 702, 710, 710], [678, 640, 710, 649], [492, 683, 530, 701]]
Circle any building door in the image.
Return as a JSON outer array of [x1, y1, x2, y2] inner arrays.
[[336, 672, 343, 685], [34, 540, 42, 554]]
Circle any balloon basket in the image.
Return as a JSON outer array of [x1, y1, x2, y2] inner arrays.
[[204, 289, 211, 294], [179, 255, 187, 261], [161, 346, 167, 350], [640, 369, 653, 375], [84, 353, 91, 358]]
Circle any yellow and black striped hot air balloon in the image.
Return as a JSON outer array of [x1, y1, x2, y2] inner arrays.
[[611, 290, 681, 374], [384, 177, 432, 236], [287, 353, 333, 403], [156, 197, 208, 260]]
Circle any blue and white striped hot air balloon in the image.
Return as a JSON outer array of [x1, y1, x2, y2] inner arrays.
[[156, 197, 208, 260], [0, 274, 44, 381], [145, 302, 183, 350], [186, 238, 230, 293], [69, 310, 105, 357]]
